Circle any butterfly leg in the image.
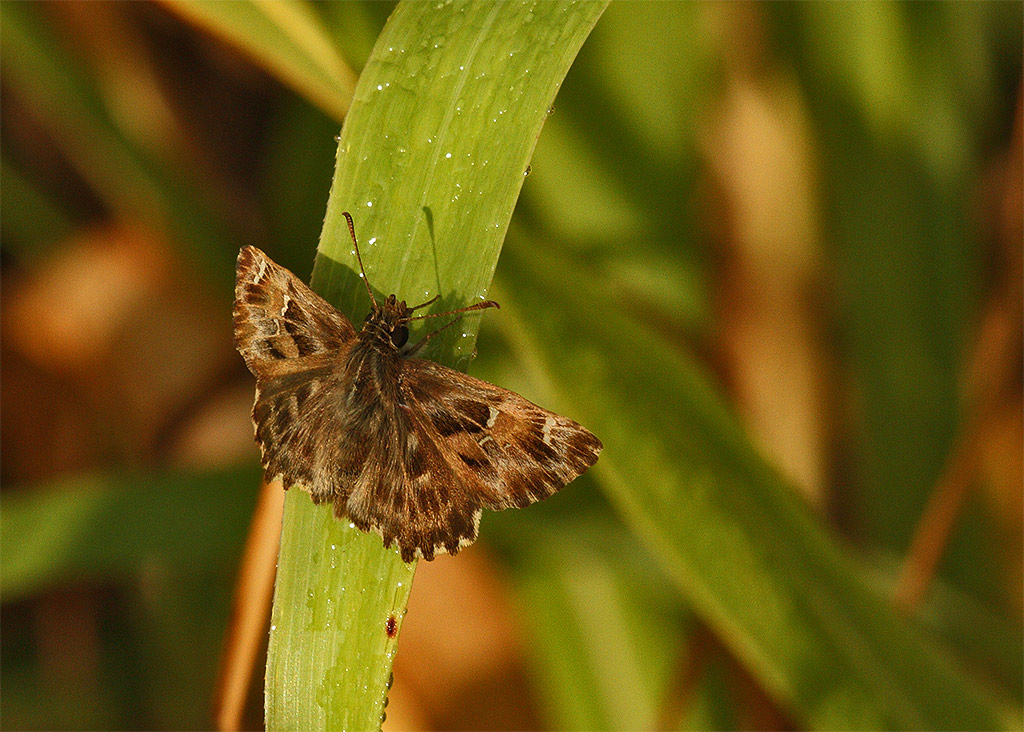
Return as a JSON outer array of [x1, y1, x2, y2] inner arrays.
[[402, 315, 466, 357], [403, 300, 499, 357]]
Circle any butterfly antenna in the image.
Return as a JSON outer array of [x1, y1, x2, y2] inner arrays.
[[407, 294, 441, 312], [342, 211, 376, 309], [407, 300, 499, 321]]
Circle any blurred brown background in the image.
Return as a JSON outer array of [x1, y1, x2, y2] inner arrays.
[[2, 2, 1021, 730]]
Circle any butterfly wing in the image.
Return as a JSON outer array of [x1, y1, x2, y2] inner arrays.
[[233, 246, 356, 374], [339, 356, 602, 561], [234, 246, 358, 501]]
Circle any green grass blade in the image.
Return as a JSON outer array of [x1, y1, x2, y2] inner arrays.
[[159, 0, 357, 121], [0, 466, 261, 602], [263, 3, 608, 730], [493, 239, 1012, 730], [496, 517, 686, 731]]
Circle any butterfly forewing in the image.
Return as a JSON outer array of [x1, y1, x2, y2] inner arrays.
[[234, 246, 356, 373], [338, 358, 602, 561], [402, 359, 603, 511], [233, 245, 602, 562]]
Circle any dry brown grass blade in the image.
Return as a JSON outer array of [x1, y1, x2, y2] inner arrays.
[[212, 476, 284, 730], [895, 84, 1023, 613]]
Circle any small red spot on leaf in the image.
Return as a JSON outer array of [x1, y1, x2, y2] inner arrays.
[[385, 615, 397, 638]]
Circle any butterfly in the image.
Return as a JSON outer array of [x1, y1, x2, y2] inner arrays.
[[233, 213, 602, 562]]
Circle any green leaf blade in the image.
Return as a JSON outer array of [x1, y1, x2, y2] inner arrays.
[[160, 0, 357, 121], [264, 3, 608, 729], [495, 241, 1011, 730], [0, 466, 261, 602]]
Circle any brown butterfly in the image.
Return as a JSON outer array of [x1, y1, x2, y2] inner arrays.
[[233, 213, 602, 562]]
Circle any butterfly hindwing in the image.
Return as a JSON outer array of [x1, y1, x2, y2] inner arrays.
[[252, 366, 349, 503]]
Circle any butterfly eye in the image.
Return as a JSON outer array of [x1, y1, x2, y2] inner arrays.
[[391, 325, 409, 348]]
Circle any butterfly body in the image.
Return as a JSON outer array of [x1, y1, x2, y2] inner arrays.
[[234, 240, 601, 562]]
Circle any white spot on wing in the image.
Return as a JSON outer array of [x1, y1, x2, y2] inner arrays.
[[254, 256, 268, 283], [280, 293, 291, 317], [393, 510, 482, 561], [486, 406, 499, 429], [460, 510, 483, 548], [542, 416, 555, 445]]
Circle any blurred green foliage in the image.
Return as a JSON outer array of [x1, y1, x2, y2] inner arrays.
[[1, 1, 1020, 730]]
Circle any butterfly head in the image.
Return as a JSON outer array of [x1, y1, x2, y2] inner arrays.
[[342, 211, 500, 354], [363, 294, 413, 349]]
